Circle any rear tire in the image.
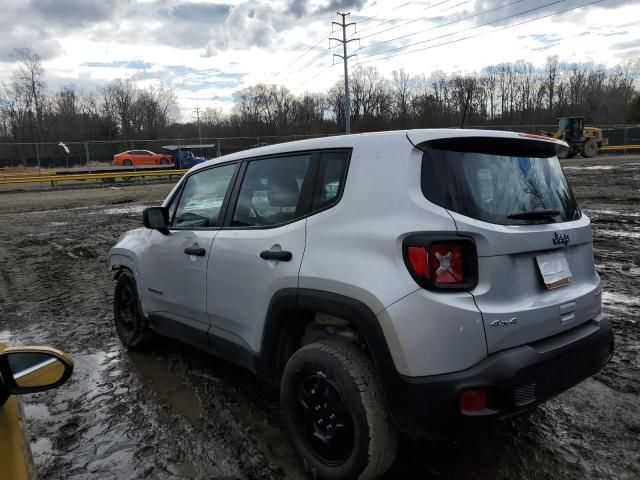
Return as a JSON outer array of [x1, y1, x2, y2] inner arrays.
[[113, 271, 150, 349], [582, 139, 598, 158], [281, 340, 397, 480], [159, 158, 170, 165]]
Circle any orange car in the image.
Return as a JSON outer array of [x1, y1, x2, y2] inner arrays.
[[112, 150, 172, 166]]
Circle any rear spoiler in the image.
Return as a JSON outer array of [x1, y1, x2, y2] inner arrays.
[[406, 130, 569, 158]]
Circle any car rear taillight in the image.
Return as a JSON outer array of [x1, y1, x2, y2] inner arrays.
[[403, 235, 477, 290]]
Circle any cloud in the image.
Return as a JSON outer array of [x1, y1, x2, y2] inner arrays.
[[82, 60, 154, 69], [168, 2, 231, 22], [126, 65, 246, 92], [30, 0, 118, 28], [618, 48, 640, 60], [611, 40, 640, 51], [290, 0, 308, 18], [204, 2, 277, 55], [0, 30, 62, 62], [314, 0, 366, 15]]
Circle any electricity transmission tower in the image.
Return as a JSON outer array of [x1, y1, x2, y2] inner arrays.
[[193, 106, 202, 144], [330, 12, 358, 134]]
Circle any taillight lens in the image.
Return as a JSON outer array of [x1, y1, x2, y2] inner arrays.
[[403, 236, 477, 290], [407, 246, 428, 276], [430, 243, 463, 283], [407, 243, 464, 283]]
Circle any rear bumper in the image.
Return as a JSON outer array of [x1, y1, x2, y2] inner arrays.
[[388, 315, 613, 436]]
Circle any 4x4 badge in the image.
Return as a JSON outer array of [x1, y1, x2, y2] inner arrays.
[[490, 318, 517, 327], [553, 232, 570, 246]]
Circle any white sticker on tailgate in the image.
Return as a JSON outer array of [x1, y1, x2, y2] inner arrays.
[[536, 251, 573, 289]]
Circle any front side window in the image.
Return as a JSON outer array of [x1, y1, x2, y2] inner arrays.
[[172, 163, 236, 228], [232, 155, 311, 227]]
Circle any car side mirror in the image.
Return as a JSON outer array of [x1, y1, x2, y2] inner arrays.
[[143, 207, 170, 234], [0, 347, 74, 398]]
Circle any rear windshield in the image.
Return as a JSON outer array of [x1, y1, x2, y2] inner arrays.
[[421, 138, 580, 225]]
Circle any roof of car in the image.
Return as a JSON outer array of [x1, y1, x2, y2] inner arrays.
[[162, 144, 217, 150], [189, 128, 567, 174]]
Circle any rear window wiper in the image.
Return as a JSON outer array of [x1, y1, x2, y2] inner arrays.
[[507, 209, 561, 220]]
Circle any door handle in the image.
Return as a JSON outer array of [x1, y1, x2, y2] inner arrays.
[[260, 250, 292, 261], [184, 246, 206, 256]]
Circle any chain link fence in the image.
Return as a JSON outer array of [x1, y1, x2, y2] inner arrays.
[[1, 126, 638, 172], [0, 134, 341, 171]]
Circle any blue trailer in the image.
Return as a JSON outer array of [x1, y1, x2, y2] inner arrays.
[[161, 144, 217, 169]]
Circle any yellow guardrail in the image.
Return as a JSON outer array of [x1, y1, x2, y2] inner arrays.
[[0, 169, 187, 184], [599, 145, 640, 151]]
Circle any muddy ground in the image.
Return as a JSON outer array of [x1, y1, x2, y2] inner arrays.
[[0, 155, 638, 479]]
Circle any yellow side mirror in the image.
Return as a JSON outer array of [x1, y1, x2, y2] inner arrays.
[[0, 347, 74, 396]]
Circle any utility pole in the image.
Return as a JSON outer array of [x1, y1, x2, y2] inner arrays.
[[194, 106, 202, 144], [331, 12, 358, 134]]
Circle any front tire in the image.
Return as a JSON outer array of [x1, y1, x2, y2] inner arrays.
[[281, 341, 397, 480], [113, 271, 150, 349], [123, 159, 133, 167], [582, 139, 598, 158]]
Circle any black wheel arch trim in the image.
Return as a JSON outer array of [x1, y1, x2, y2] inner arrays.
[[260, 288, 405, 420]]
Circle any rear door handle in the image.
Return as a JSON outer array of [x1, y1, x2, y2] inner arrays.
[[184, 247, 206, 256], [260, 250, 292, 262]]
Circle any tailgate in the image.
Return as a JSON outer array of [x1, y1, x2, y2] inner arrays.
[[414, 133, 602, 354], [452, 212, 602, 354]]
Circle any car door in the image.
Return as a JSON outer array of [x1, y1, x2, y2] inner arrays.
[[205, 153, 314, 352], [140, 162, 238, 349], [139, 150, 154, 165]]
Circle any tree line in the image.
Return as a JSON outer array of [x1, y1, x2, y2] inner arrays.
[[0, 48, 180, 144], [1, 47, 639, 145]]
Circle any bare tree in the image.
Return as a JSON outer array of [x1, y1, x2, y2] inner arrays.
[[11, 48, 47, 141], [546, 55, 559, 116], [391, 69, 413, 126]]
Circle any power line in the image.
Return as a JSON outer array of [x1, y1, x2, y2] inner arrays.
[[359, 0, 570, 61], [354, 0, 454, 37], [358, 0, 606, 65], [298, 62, 339, 89], [296, 44, 337, 73], [360, 0, 528, 50], [354, 0, 416, 30], [352, 1, 415, 28], [287, 29, 333, 68]]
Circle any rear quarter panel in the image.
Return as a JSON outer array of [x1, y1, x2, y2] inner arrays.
[[299, 133, 487, 376]]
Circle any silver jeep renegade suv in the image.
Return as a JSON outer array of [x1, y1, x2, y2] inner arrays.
[[109, 129, 613, 480]]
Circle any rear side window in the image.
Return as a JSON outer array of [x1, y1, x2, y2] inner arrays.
[[312, 151, 349, 211], [421, 138, 580, 225], [232, 155, 311, 227]]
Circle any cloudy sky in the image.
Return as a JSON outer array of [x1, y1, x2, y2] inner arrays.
[[1, 0, 639, 120]]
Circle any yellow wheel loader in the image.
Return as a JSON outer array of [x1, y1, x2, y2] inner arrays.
[[540, 117, 608, 158]]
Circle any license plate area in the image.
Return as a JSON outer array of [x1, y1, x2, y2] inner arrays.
[[536, 251, 572, 289]]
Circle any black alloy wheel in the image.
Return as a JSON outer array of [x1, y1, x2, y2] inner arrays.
[[294, 371, 355, 465], [113, 272, 149, 348]]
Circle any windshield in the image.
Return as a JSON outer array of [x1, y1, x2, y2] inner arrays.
[[421, 141, 580, 225]]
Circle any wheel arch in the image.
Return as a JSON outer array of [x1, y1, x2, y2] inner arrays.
[[259, 288, 401, 398]]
